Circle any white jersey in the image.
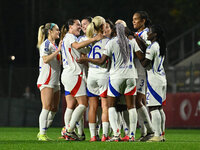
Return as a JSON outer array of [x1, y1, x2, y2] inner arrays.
[[61, 33, 83, 75], [37, 39, 61, 86], [135, 28, 150, 77], [145, 41, 167, 85], [87, 38, 110, 79], [136, 28, 149, 42], [77, 35, 91, 54], [103, 37, 138, 79], [78, 35, 88, 42], [145, 41, 167, 106]]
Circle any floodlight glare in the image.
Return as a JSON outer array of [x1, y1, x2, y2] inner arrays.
[[10, 55, 15, 61]]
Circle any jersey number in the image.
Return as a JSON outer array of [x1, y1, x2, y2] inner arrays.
[[88, 45, 102, 59]]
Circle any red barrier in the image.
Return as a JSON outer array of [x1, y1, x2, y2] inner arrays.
[[164, 93, 200, 128]]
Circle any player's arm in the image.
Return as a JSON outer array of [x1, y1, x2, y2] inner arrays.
[[135, 50, 151, 68], [135, 51, 145, 61], [77, 54, 108, 65], [72, 33, 103, 50], [140, 58, 151, 68], [43, 40, 62, 64], [139, 45, 154, 70], [134, 34, 148, 53]]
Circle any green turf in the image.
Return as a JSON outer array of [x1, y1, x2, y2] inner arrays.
[[0, 127, 199, 150]]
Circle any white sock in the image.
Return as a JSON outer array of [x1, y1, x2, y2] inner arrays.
[[96, 124, 101, 136], [109, 107, 119, 136], [47, 111, 56, 128], [39, 109, 49, 135], [137, 111, 147, 136], [89, 123, 96, 138], [150, 109, 162, 136], [159, 108, 166, 135], [117, 112, 123, 131], [128, 108, 137, 138], [68, 104, 86, 132], [64, 108, 73, 130], [121, 111, 129, 136], [76, 116, 84, 135], [102, 122, 109, 137], [138, 106, 154, 134], [96, 106, 102, 135]]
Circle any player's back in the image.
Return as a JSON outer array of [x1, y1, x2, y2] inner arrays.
[[87, 38, 110, 79], [104, 37, 137, 79], [146, 41, 166, 85]]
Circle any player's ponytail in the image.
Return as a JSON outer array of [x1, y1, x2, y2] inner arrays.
[[37, 23, 54, 49], [116, 23, 130, 64], [86, 16, 105, 38], [60, 24, 67, 40], [86, 22, 95, 38], [37, 25, 45, 48]]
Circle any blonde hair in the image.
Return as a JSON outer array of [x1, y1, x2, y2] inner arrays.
[[86, 16, 105, 38], [37, 23, 55, 48]]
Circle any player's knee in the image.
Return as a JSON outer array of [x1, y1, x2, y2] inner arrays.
[[51, 106, 58, 112]]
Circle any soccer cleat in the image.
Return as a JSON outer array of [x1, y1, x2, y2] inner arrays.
[[96, 134, 101, 141], [161, 135, 166, 142], [79, 133, 86, 141], [90, 136, 97, 142], [161, 132, 166, 142], [37, 132, 52, 141], [101, 134, 110, 142], [59, 126, 66, 139], [147, 136, 162, 142], [106, 136, 121, 142], [65, 131, 80, 141], [129, 136, 135, 142], [61, 126, 66, 136], [136, 136, 145, 141], [140, 133, 154, 142], [37, 132, 40, 139], [121, 135, 129, 141]]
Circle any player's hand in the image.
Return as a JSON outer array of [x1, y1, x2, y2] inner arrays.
[[133, 32, 137, 38], [58, 40, 63, 52], [94, 32, 104, 41], [76, 57, 88, 64]]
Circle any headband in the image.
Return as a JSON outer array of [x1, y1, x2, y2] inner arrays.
[[50, 23, 56, 30]]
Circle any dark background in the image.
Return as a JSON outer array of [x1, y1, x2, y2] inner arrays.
[[1, 0, 200, 68], [0, 0, 200, 127]]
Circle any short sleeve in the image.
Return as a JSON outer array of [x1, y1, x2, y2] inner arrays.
[[68, 34, 76, 45], [145, 44, 155, 61], [40, 40, 51, 56], [103, 40, 112, 57], [131, 39, 141, 53], [78, 36, 91, 54]]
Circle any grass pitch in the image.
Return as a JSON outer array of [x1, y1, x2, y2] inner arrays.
[[0, 127, 199, 150]]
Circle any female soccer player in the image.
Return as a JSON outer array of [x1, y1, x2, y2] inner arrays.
[[61, 18, 103, 141], [85, 17, 114, 142], [36, 23, 62, 141], [138, 25, 167, 142], [77, 23, 140, 142], [132, 11, 155, 141], [75, 16, 92, 141], [61, 17, 92, 141]]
